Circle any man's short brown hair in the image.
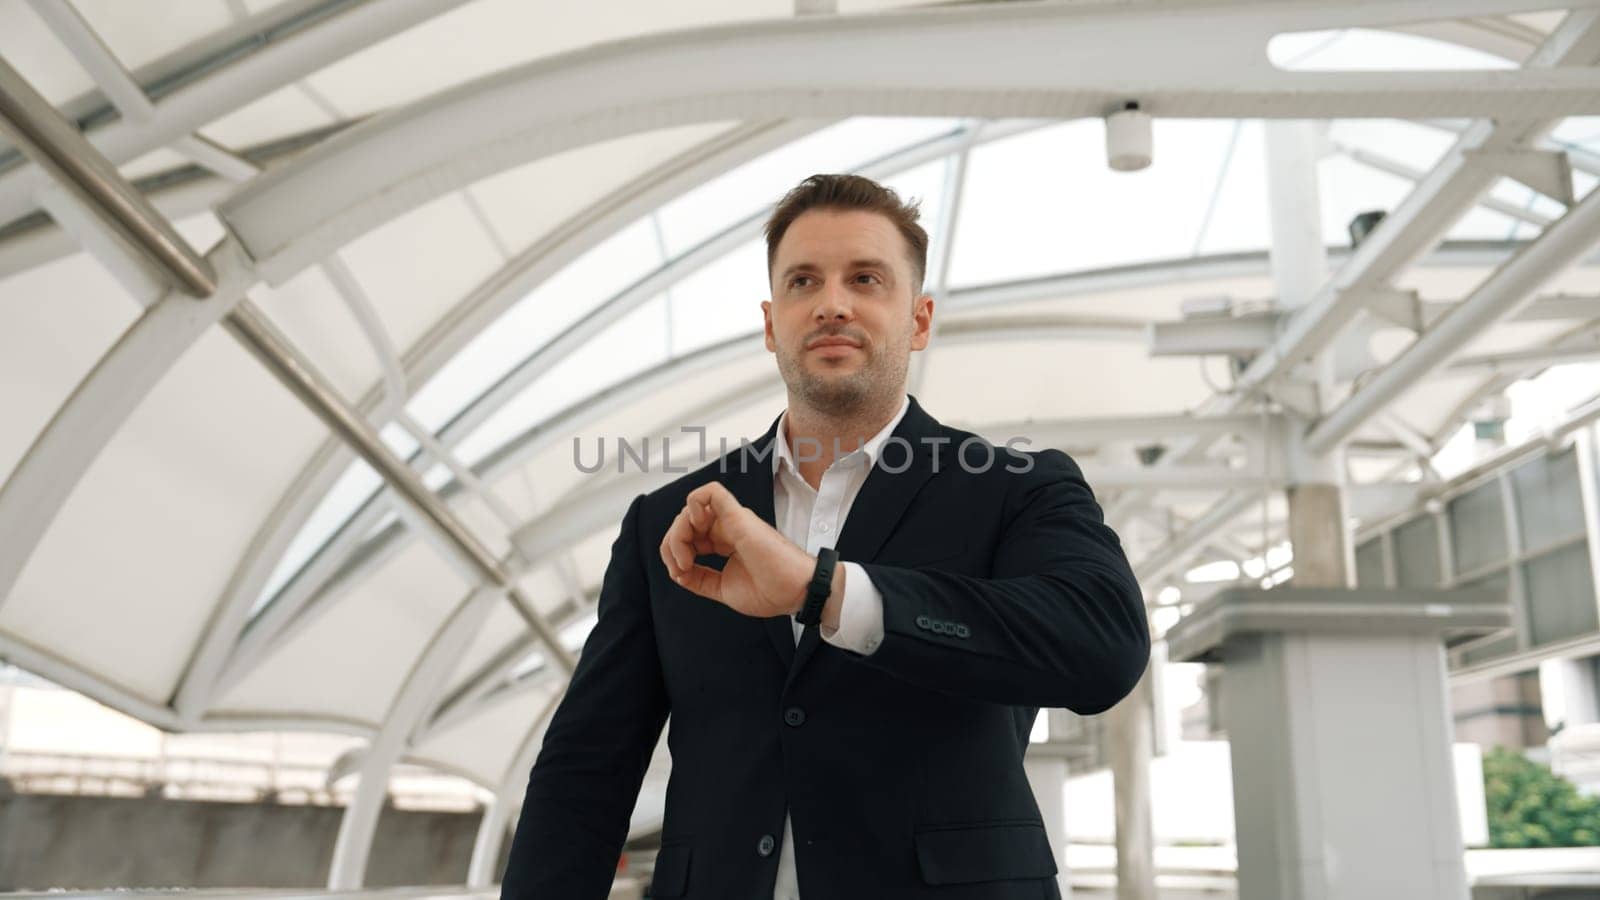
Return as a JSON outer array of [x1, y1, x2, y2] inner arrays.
[[763, 173, 929, 294]]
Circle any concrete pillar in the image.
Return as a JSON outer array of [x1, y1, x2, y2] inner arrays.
[[1105, 664, 1156, 900], [1167, 588, 1507, 900], [1264, 120, 1352, 593], [1286, 481, 1351, 588]]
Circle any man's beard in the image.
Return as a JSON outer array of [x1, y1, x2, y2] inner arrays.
[[778, 338, 907, 418]]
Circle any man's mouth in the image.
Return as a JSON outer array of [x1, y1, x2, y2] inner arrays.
[[808, 337, 862, 352]]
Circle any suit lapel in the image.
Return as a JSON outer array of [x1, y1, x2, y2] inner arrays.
[[782, 395, 947, 690], [716, 410, 795, 670], [725, 395, 949, 682]]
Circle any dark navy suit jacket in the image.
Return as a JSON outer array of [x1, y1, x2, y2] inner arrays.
[[500, 394, 1149, 899]]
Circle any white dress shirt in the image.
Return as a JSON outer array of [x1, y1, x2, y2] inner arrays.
[[768, 393, 907, 900]]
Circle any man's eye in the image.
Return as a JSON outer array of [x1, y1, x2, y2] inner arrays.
[[855, 273, 881, 284], [790, 276, 813, 288]]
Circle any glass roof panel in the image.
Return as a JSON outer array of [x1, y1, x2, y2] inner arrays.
[[654, 117, 962, 257], [1505, 363, 1600, 445], [452, 294, 673, 469], [1269, 28, 1516, 71], [948, 120, 1245, 287], [250, 459, 381, 618], [668, 240, 767, 358], [404, 217, 666, 435], [884, 159, 950, 286], [1192, 121, 1270, 257]]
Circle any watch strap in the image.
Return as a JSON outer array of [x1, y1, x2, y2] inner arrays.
[[796, 546, 839, 626]]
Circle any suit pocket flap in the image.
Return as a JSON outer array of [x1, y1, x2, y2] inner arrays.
[[914, 820, 1058, 885], [650, 840, 692, 897]]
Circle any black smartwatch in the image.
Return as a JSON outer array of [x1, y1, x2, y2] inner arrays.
[[795, 547, 839, 626]]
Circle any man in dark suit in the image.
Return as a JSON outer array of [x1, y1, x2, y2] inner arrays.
[[500, 174, 1149, 899]]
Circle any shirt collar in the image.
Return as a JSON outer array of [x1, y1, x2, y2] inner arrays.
[[772, 393, 911, 478]]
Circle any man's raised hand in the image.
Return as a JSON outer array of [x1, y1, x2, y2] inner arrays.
[[658, 482, 814, 619]]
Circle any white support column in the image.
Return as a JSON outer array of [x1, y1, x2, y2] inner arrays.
[[1264, 119, 1351, 589], [1168, 588, 1501, 900], [328, 584, 505, 888], [1264, 121, 1329, 313], [1026, 707, 1080, 899], [1577, 425, 1600, 642], [1106, 663, 1156, 900], [470, 688, 564, 886], [1023, 751, 1073, 900], [467, 797, 512, 888]]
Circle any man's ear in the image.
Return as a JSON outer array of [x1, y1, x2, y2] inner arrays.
[[910, 293, 934, 351], [762, 300, 775, 352]]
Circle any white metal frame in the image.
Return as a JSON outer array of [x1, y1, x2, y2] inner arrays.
[[5, 2, 1600, 886]]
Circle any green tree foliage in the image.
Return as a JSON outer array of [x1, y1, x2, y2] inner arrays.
[[1483, 746, 1600, 847]]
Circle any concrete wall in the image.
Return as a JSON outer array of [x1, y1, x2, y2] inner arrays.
[[1452, 672, 1548, 751], [0, 786, 512, 891]]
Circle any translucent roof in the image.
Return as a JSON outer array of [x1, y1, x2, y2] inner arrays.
[[2, 0, 1599, 846]]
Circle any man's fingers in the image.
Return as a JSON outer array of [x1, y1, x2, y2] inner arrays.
[[689, 481, 744, 520], [662, 507, 695, 576], [678, 562, 721, 601]]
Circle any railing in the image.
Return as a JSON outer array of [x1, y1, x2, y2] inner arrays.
[[0, 750, 482, 811], [0, 887, 644, 900], [1063, 843, 1600, 897]]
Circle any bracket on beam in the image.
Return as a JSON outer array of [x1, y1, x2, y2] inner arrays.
[[1148, 311, 1278, 357], [1350, 287, 1425, 333], [1265, 378, 1322, 421], [1464, 148, 1576, 207]]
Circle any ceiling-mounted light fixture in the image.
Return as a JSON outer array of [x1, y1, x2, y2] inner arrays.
[[1106, 100, 1152, 172]]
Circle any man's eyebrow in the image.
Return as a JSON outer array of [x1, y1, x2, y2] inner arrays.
[[778, 259, 896, 280]]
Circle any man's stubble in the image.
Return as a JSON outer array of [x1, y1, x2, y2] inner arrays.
[[775, 321, 911, 420]]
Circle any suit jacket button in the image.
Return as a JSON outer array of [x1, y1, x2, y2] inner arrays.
[[784, 706, 806, 727], [758, 833, 776, 857]]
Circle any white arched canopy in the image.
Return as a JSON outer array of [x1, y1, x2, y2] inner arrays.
[[3, 0, 1600, 873]]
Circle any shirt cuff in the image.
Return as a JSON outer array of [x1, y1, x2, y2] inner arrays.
[[820, 561, 884, 655]]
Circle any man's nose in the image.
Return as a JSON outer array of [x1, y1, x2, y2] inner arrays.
[[814, 283, 854, 321]]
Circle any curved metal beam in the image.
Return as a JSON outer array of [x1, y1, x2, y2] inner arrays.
[[172, 119, 819, 723], [240, 304, 1156, 664], [0, 238, 253, 616], [0, 0, 474, 227], [206, 238, 1594, 701], [187, 117, 1028, 716], [217, 0, 1600, 284], [468, 688, 562, 886], [328, 583, 505, 888], [1308, 182, 1600, 452]]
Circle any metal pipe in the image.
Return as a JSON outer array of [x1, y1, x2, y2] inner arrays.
[[0, 56, 216, 296], [222, 304, 503, 587], [0, 0, 474, 226], [222, 303, 579, 674]]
